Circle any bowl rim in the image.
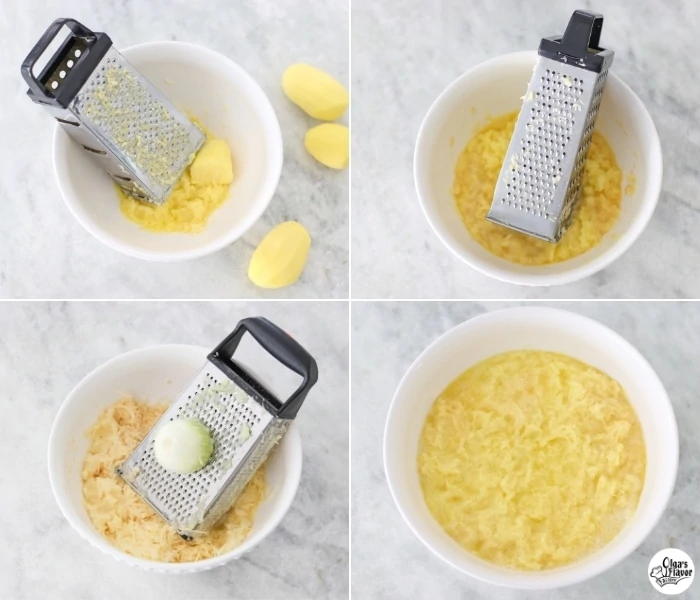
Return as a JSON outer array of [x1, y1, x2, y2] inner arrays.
[[414, 50, 664, 286], [384, 306, 679, 589], [52, 40, 284, 263], [48, 343, 303, 573]]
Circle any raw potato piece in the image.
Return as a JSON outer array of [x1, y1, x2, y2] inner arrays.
[[248, 222, 311, 289], [282, 64, 349, 120], [305, 124, 349, 170], [190, 139, 234, 185]]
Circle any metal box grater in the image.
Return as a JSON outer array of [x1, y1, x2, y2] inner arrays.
[[116, 317, 318, 539], [486, 10, 614, 242], [21, 18, 205, 205]]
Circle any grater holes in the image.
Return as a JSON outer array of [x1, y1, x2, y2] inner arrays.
[[75, 50, 203, 196], [124, 378, 264, 519]]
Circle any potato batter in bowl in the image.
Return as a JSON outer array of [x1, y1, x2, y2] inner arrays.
[[452, 112, 622, 265], [82, 396, 267, 563], [118, 120, 235, 234], [418, 350, 645, 571]]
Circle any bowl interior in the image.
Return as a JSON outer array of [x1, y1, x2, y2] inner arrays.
[[385, 308, 677, 589], [48, 345, 301, 571], [53, 42, 282, 260], [416, 51, 662, 285]]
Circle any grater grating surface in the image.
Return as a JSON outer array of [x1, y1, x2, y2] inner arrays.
[[487, 10, 614, 242], [119, 364, 269, 526], [22, 18, 205, 205], [73, 47, 204, 200], [117, 317, 318, 538]]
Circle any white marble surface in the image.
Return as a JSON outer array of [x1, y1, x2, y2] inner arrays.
[[0, 0, 348, 299], [0, 301, 349, 600], [351, 301, 700, 599], [351, 0, 700, 299]]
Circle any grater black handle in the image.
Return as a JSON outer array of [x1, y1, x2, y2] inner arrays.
[[21, 18, 111, 108], [209, 317, 318, 419], [560, 10, 603, 54], [539, 10, 613, 74]]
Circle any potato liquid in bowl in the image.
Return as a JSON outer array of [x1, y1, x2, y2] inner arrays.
[[82, 397, 267, 562], [452, 112, 623, 265], [417, 351, 646, 570]]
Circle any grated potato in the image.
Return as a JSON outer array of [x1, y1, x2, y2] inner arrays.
[[418, 351, 645, 570], [81, 396, 267, 563], [117, 119, 233, 234], [452, 112, 622, 264]]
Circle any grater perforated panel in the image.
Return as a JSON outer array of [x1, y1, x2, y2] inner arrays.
[[73, 47, 203, 201], [486, 10, 614, 242], [117, 362, 276, 534], [22, 19, 205, 205]]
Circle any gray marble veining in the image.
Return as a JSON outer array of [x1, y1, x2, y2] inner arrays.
[[351, 0, 700, 299], [0, 0, 348, 299], [351, 301, 700, 599], [0, 301, 349, 600]]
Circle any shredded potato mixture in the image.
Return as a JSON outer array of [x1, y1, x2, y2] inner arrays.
[[452, 112, 622, 264], [418, 351, 645, 570], [82, 397, 266, 562], [118, 119, 233, 233]]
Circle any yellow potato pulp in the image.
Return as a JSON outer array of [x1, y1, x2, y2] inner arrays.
[[418, 350, 645, 570], [118, 121, 234, 234], [452, 112, 622, 264]]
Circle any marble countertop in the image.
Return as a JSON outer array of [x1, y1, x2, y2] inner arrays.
[[0, 0, 348, 299], [0, 301, 349, 600], [351, 301, 700, 599], [351, 0, 700, 299]]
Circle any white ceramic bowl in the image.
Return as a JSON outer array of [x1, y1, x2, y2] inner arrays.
[[414, 51, 662, 286], [384, 307, 678, 590], [48, 345, 302, 573], [53, 41, 283, 261]]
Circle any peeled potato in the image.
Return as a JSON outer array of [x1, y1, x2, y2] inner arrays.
[[304, 123, 349, 170], [248, 222, 311, 289], [190, 139, 234, 185], [282, 63, 349, 120]]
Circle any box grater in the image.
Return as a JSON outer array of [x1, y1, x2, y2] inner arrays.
[[116, 317, 318, 539], [486, 10, 614, 242], [21, 18, 205, 205]]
